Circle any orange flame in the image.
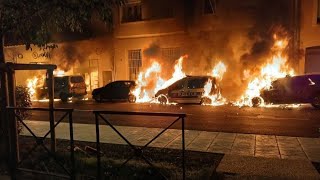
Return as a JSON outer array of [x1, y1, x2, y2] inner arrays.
[[132, 55, 187, 103], [202, 61, 227, 106], [27, 75, 46, 100], [235, 35, 295, 107]]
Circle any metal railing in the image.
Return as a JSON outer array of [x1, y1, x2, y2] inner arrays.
[[94, 110, 187, 180], [7, 107, 75, 180], [6, 107, 187, 179]]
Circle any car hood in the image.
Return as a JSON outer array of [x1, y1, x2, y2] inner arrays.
[[155, 88, 168, 97], [92, 87, 103, 95]]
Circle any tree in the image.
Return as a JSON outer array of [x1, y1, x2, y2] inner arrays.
[[0, 0, 124, 51], [15, 86, 32, 134], [0, 0, 125, 171]]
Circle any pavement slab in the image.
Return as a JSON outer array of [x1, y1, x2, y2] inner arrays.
[[216, 154, 320, 179], [298, 137, 320, 162], [255, 135, 280, 158], [165, 130, 202, 149], [207, 132, 236, 153], [187, 131, 218, 151], [231, 134, 255, 156], [149, 129, 181, 148], [276, 136, 307, 160]]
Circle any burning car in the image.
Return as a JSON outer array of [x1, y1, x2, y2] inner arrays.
[[92, 81, 136, 103], [251, 74, 320, 108], [155, 75, 220, 104], [36, 75, 87, 102]]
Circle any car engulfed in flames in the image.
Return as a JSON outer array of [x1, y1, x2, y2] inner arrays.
[[251, 74, 320, 108], [130, 55, 227, 105], [155, 75, 222, 105]]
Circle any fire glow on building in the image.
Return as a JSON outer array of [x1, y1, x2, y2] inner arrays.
[[26, 32, 296, 107]]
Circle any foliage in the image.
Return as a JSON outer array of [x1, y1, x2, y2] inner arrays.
[[15, 86, 32, 134], [0, 0, 125, 51]]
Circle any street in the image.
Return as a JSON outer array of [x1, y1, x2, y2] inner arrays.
[[29, 100, 320, 138]]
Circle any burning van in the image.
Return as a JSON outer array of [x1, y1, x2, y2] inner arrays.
[[36, 75, 87, 102], [155, 75, 220, 104], [251, 74, 320, 108]]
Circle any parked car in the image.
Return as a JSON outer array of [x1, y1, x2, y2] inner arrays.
[[92, 80, 136, 103], [155, 75, 220, 104], [251, 74, 320, 108], [36, 75, 87, 102]]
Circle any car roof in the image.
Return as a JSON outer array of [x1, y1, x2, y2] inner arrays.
[[184, 75, 215, 80], [110, 80, 135, 84], [185, 75, 212, 78]]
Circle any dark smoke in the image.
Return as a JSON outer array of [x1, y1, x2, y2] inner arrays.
[[50, 42, 96, 72], [143, 42, 161, 60]]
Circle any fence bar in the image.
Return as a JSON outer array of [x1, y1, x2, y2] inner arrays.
[[94, 110, 186, 117], [7, 70, 18, 180], [69, 111, 75, 180], [182, 117, 185, 180], [95, 113, 101, 179], [6, 107, 74, 112], [0, 70, 9, 172], [17, 168, 70, 179], [47, 69, 56, 153]]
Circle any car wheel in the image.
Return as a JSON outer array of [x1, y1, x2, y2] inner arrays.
[[157, 94, 168, 104], [94, 95, 102, 102], [251, 97, 263, 107], [311, 96, 320, 109], [60, 93, 68, 102], [128, 94, 136, 103], [200, 97, 212, 105]]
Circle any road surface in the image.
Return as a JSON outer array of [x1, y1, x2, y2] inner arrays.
[[29, 100, 320, 137]]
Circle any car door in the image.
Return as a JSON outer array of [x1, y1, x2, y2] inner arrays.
[[101, 82, 114, 100], [111, 81, 123, 99], [264, 79, 285, 103], [168, 78, 187, 103], [186, 77, 208, 103], [118, 82, 131, 99]]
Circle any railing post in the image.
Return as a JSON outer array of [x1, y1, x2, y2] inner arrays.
[[94, 112, 101, 179], [68, 110, 75, 180], [7, 70, 18, 180], [47, 69, 56, 152], [0, 69, 9, 170], [182, 116, 185, 180]]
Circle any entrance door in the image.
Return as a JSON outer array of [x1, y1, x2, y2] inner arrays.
[[103, 71, 113, 86]]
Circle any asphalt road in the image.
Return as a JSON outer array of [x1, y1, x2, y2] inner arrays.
[[29, 100, 320, 138]]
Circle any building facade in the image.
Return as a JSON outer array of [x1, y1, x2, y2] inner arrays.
[[5, 0, 303, 93], [300, 0, 320, 74]]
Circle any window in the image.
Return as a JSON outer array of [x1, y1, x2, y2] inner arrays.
[[204, 0, 216, 14], [187, 78, 208, 89], [122, 3, 142, 23], [128, 49, 142, 80], [170, 79, 185, 90], [318, 0, 320, 24], [161, 47, 181, 65]]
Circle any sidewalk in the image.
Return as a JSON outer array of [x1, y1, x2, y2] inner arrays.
[[21, 120, 320, 178]]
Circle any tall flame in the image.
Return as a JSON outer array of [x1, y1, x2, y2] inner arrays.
[[132, 56, 188, 103], [27, 75, 46, 100], [202, 61, 227, 106], [132, 61, 162, 102], [235, 35, 295, 107]]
